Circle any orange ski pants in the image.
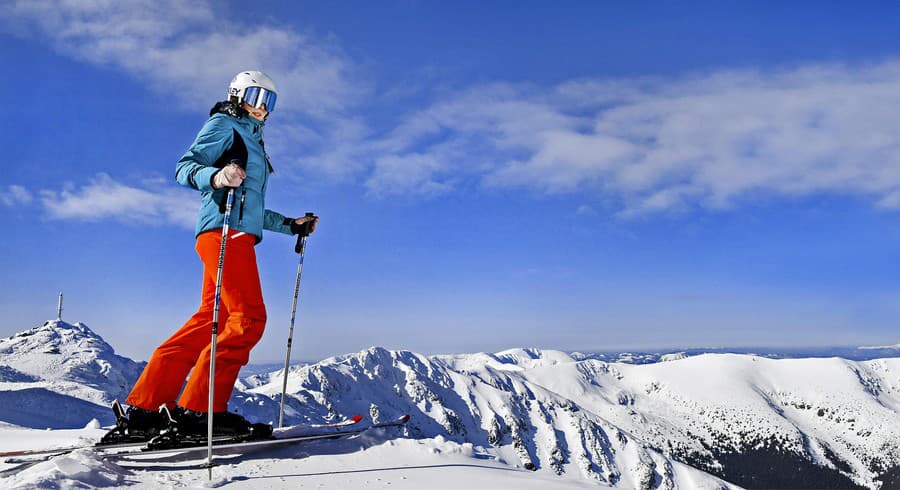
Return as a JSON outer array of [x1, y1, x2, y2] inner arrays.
[[126, 229, 266, 413]]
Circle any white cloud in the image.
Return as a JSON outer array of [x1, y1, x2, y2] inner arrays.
[[270, 117, 375, 181], [1, 0, 362, 116], [1, 185, 34, 207], [878, 191, 900, 210], [39, 174, 198, 228], [366, 153, 455, 198], [349, 61, 900, 215]]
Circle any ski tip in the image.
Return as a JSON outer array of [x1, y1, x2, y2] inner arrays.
[[351, 414, 364, 423], [399, 414, 410, 423]]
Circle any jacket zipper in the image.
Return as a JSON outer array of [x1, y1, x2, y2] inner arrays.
[[238, 186, 246, 225]]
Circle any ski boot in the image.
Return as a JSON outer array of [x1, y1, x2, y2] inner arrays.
[[146, 407, 273, 450], [97, 400, 170, 445]]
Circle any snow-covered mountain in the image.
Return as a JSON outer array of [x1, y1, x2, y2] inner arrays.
[[0, 320, 145, 428], [244, 347, 737, 489], [3, 320, 900, 488], [242, 347, 900, 489]]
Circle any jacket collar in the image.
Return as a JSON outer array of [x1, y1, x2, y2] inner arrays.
[[209, 101, 265, 132], [236, 112, 265, 133]]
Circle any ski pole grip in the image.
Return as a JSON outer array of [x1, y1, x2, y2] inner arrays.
[[294, 212, 317, 253], [215, 159, 247, 214]]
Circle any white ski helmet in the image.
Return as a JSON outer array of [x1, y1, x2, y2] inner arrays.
[[228, 70, 278, 112]]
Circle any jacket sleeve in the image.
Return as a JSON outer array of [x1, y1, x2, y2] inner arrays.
[[264, 209, 294, 235], [175, 116, 234, 192]]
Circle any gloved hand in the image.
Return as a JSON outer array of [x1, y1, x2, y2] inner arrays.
[[212, 162, 246, 189], [290, 215, 318, 236]]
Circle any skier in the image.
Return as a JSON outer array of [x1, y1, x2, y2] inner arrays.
[[113, 70, 318, 441]]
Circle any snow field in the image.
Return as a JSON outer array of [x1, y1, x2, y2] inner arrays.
[[3, 432, 607, 489]]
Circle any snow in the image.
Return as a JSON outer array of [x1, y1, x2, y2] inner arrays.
[[9, 448, 127, 488], [0, 425, 734, 489], [5, 319, 900, 488], [0, 425, 108, 456], [2, 433, 606, 489]]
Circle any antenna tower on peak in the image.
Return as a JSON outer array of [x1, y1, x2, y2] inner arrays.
[[57, 291, 63, 321]]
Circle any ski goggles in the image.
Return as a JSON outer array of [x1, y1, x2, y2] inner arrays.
[[242, 86, 277, 112]]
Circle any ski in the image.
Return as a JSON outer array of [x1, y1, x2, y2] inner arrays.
[[0, 414, 375, 479], [1, 396, 406, 481], [274, 413, 364, 438], [0, 412, 365, 462], [106, 414, 410, 459]]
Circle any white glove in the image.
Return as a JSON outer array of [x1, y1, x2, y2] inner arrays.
[[212, 163, 246, 189]]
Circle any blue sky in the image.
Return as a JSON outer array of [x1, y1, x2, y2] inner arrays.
[[3, 1, 900, 362]]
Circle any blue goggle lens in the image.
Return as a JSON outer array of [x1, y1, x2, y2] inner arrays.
[[243, 86, 277, 112]]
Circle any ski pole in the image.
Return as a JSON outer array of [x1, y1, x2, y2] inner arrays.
[[279, 212, 317, 428], [206, 159, 245, 478]]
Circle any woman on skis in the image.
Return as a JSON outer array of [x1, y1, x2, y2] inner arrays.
[[108, 70, 317, 442]]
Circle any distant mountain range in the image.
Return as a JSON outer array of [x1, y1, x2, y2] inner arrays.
[[572, 344, 900, 364], [3, 319, 900, 489]]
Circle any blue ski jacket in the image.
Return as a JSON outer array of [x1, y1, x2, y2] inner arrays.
[[175, 104, 293, 243]]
